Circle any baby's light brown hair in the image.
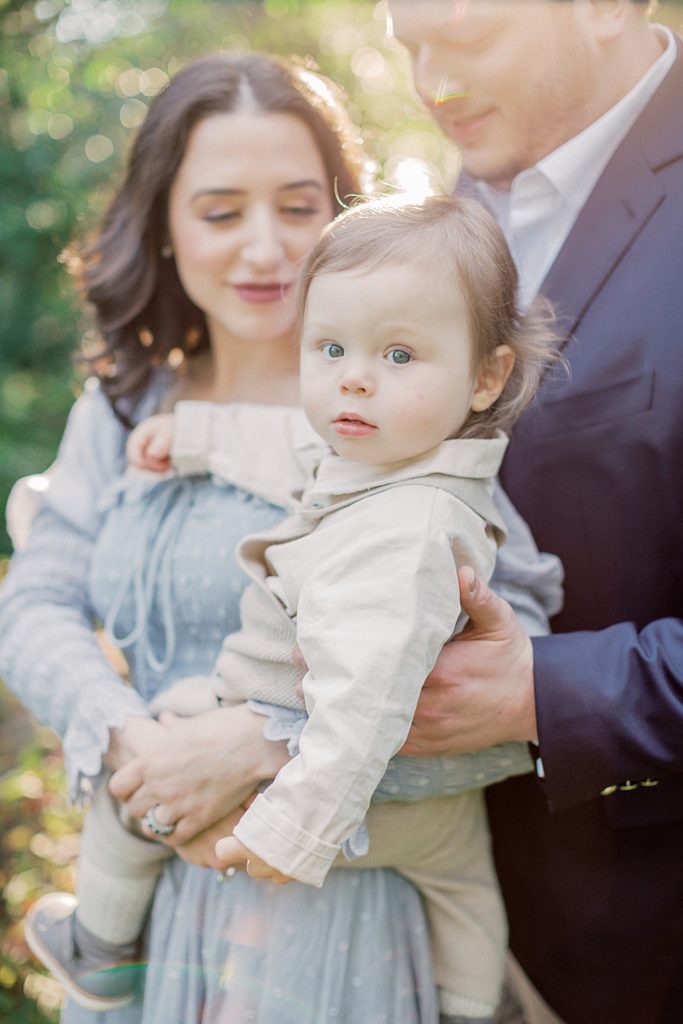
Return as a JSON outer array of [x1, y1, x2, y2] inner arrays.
[[299, 194, 558, 439]]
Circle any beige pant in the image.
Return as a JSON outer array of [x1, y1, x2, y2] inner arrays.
[[77, 782, 505, 1018], [503, 953, 564, 1024], [338, 793, 507, 1019]]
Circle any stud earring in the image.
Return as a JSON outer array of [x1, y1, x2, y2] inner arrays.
[[161, 244, 173, 259]]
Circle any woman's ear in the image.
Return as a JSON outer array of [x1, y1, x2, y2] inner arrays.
[[470, 345, 515, 413]]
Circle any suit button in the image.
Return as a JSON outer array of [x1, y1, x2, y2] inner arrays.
[[600, 785, 618, 796], [619, 780, 639, 791], [641, 778, 659, 787]]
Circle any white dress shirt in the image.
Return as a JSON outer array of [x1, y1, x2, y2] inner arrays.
[[477, 26, 676, 308]]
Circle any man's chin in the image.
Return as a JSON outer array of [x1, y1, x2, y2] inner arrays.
[[457, 150, 519, 191]]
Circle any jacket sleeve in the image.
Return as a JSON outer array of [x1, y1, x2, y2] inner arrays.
[[171, 400, 327, 509], [0, 383, 149, 801], [233, 493, 478, 885], [533, 619, 683, 811]]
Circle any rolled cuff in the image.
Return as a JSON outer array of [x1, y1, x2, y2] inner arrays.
[[233, 791, 339, 887]]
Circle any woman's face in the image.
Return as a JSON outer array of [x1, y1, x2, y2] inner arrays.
[[168, 110, 335, 348]]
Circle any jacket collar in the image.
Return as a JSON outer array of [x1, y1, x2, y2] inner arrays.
[[301, 433, 508, 510], [457, 36, 683, 344], [539, 35, 683, 341]]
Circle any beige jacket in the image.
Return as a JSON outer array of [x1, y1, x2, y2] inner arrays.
[[171, 402, 508, 885]]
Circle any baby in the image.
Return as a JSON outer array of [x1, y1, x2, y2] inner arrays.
[[27, 195, 559, 1022]]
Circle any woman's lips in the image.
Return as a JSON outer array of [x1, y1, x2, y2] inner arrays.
[[334, 414, 377, 437], [232, 283, 291, 304]]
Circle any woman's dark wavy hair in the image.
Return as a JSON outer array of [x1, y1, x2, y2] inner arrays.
[[70, 52, 368, 422]]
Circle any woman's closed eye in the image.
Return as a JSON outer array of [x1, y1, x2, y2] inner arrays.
[[203, 209, 240, 223], [282, 205, 319, 218]]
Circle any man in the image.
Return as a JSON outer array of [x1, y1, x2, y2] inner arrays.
[[387, 2, 683, 1022]]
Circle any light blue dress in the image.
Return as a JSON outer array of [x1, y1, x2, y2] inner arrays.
[[0, 382, 563, 1024], [76, 483, 557, 1023], [78, 471, 439, 1024]]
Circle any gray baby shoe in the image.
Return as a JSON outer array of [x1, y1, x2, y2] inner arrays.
[[24, 892, 140, 1012]]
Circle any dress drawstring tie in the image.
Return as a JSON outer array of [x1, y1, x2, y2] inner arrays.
[[103, 480, 194, 700]]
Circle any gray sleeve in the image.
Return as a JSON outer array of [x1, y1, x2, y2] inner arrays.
[[490, 482, 564, 637], [0, 383, 149, 801]]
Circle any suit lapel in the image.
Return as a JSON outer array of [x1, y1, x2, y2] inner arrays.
[[457, 39, 683, 344], [540, 40, 683, 341], [539, 148, 664, 341]]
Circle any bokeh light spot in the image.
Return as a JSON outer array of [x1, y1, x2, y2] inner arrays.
[[25, 200, 59, 230], [120, 98, 147, 128], [351, 47, 386, 80], [85, 134, 114, 163], [48, 113, 74, 140], [140, 67, 169, 96]]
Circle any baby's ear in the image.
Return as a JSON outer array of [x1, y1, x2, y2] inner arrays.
[[470, 345, 515, 413]]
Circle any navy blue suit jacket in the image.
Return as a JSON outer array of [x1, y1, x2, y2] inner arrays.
[[483, 39, 683, 1024]]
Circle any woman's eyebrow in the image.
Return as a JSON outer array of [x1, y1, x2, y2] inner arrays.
[[190, 187, 245, 200], [190, 180, 324, 201], [280, 180, 324, 192]]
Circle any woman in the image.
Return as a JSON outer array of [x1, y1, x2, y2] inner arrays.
[[0, 52, 441, 1024], [0, 52, 562, 1024]]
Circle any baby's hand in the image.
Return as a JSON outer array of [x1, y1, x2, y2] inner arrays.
[[215, 835, 293, 885], [127, 413, 175, 472]]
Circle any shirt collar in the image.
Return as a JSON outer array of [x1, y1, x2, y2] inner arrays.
[[477, 25, 675, 214], [302, 433, 508, 506], [538, 25, 675, 212]]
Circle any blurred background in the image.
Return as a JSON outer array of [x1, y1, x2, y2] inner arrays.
[[1, 1, 682, 1020]]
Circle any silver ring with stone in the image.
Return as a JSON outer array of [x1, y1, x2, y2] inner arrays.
[[142, 804, 175, 836]]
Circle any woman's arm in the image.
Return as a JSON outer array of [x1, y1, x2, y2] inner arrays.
[[0, 383, 289, 851], [0, 385, 153, 801]]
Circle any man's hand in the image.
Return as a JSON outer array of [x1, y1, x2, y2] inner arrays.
[[215, 835, 293, 885], [126, 413, 175, 473], [403, 566, 538, 755]]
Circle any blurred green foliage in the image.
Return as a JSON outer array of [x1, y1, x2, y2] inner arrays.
[[0, 0, 453, 555], [0, 678, 81, 1022]]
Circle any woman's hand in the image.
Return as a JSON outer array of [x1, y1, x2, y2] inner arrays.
[[402, 566, 538, 755], [215, 835, 293, 885], [173, 809, 245, 869], [105, 714, 166, 772], [109, 705, 289, 846]]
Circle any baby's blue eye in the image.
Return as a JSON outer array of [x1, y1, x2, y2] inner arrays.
[[322, 343, 344, 359], [387, 348, 412, 365]]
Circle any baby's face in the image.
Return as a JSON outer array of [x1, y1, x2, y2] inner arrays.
[[299, 261, 479, 466]]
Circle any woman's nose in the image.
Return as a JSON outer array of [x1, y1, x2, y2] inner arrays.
[[242, 211, 285, 269]]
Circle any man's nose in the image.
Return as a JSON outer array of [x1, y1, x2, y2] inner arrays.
[[413, 48, 468, 108]]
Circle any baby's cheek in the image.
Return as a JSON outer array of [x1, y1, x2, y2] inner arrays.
[[405, 395, 434, 433]]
